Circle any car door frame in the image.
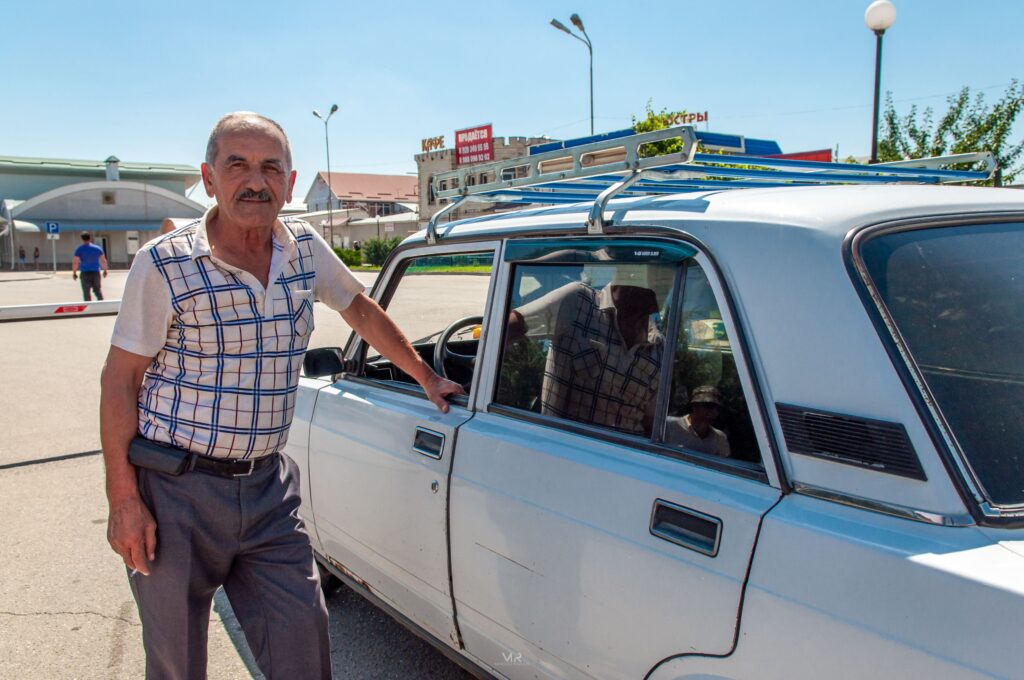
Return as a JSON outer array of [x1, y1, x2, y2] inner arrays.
[[451, 232, 786, 678], [308, 237, 502, 648]]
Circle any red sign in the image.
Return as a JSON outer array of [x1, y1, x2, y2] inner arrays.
[[455, 124, 493, 166], [54, 305, 87, 314], [766, 149, 834, 163]]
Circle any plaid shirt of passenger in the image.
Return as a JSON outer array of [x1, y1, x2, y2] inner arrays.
[[111, 209, 363, 459], [517, 282, 664, 436]]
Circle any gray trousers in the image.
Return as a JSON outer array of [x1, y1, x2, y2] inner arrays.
[[130, 453, 331, 680]]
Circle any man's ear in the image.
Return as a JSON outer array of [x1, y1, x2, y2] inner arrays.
[[201, 163, 216, 198], [286, 169, 297, 203]]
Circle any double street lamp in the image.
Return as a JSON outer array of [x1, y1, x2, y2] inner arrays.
[[313, 104, 339, 244], [865, 1, 896, 164], [550, 13, 594, 136]]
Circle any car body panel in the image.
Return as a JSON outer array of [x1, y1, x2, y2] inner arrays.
[[650, 493, 1024, 679], [308, 380, 471, 645], [451, 411, 780, 679], [282, 375, 328, 555]]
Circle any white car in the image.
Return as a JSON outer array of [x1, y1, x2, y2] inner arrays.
[[286, 132, 1024, 679]]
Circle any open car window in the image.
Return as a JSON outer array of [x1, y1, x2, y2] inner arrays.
[[362, 251, 494, 397]]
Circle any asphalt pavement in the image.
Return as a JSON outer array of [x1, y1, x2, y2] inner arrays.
[[0, 270, 473, 679]]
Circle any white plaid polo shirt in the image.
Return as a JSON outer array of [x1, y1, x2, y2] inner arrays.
[[111, 207, 363, 459], [517, 282, 664, 435]]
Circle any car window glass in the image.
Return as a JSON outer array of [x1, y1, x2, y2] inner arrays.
[[495, 261, 677, 438], [861, 222, 1024, 506], [663, 262, 762, 465], [364, 252, 494, 392]]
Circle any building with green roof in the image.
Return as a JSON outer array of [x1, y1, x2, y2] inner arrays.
[[0, 154, 205, 269]]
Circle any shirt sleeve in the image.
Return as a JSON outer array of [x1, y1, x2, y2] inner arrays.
[[514, 282, 581, 338], [308, 228, 365, 312], [110, 249, 174, 357]]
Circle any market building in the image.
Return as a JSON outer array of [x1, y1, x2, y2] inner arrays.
[[415, 132, 550, 227], [0, 154, 204, 269]]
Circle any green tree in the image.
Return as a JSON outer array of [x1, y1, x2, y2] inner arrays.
[[632, 101, 689, 156], [362, 236, 402, 267], [878, 80, 1023, 183]]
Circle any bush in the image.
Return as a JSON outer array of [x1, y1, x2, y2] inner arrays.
[[361, 236, 402, 267], [333, 247, 361, 268]]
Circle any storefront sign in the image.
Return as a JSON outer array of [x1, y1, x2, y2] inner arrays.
[[456, 124, 493, 166], [421, 136, 445, 152], [663, 111, 708, 126]]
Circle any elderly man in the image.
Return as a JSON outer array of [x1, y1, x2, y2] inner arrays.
[[100, 112, 461, 679]]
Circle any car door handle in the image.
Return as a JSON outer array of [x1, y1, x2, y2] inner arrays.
[[649, 499, 722, 557], [412, 427, 444, 459]]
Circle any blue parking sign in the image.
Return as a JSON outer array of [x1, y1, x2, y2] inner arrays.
[[45, 221, 60, 235]]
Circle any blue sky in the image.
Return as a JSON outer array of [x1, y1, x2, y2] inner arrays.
[[5, 1, 1021, 204]]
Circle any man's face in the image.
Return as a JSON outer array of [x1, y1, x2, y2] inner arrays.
[[201, 125, 296, 230], [690, 401, 720, 429]]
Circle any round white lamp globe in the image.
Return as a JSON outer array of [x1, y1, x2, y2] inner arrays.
[[865, 0, 897, 32]]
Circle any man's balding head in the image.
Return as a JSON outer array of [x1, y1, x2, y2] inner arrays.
[[205, 112, 292, 170]]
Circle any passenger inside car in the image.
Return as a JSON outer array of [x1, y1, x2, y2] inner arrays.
[[665, 385, 732, 457]]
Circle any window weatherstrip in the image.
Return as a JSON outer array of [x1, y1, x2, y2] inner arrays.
[[652, 263, 686, 445]]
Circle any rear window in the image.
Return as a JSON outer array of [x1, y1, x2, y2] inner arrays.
[[861, 222, 1024, 506]]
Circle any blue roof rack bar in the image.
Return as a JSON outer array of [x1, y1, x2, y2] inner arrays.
[[427, 126, 997, 241]]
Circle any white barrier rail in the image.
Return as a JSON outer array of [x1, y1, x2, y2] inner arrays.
[[0, 299, 121, 322]]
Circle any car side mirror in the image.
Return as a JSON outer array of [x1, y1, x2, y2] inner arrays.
[[303, 347, 346, 378]]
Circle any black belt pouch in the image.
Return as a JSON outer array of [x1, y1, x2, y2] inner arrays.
[[128, 436, 190, 476]]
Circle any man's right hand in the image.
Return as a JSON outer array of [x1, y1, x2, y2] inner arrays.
[[107, 495, 157, 575], [72, 273, 78, 280]]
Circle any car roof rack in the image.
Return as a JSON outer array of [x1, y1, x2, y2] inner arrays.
[[426, 125, 996, 244]]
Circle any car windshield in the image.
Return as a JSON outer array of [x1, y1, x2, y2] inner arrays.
[[861, 221, 1024, 507]]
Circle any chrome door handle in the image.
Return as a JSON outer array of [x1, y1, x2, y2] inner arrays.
[[649, 499, 722, 557], [413, 427, 444, 459]]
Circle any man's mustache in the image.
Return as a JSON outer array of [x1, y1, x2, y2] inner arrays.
[[237, 189, 272, 201]]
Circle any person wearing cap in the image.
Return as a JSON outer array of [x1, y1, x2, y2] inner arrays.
[[665, 385, 732, 457]]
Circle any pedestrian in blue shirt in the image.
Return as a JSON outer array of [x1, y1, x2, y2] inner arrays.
[[72, 233, 108, 301]]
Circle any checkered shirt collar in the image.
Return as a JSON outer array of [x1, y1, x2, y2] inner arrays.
[[595, 284, 662, 345], [190, 206, 297, 261]]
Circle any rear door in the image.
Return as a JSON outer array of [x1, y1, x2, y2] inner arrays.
[[308, 243, 497, 646], [450, 237, 782, 678]]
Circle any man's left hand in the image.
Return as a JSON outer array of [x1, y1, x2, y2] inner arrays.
[[423, 373, 465, 413], [103, 271, 108, 278]]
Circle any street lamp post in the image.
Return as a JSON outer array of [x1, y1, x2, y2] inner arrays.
[[865, 1, 896, 164], [313, 104, 339, 245], [550, 13, 593, 136]]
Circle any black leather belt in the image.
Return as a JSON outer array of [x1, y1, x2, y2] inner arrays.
[[189, 452, 279, 477]]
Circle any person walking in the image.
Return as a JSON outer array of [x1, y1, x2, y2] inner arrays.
[[18, 245, 25, 270], [72, 233, 108, 300], [33, 246, 40, 270], [99, 112, 463, 679]]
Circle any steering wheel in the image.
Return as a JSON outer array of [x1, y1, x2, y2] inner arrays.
[[433, 315, 484, 383]]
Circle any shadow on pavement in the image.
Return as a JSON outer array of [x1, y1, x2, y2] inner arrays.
[[212, 582, 473, 679]]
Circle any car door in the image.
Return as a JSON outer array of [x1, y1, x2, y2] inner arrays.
[[308, 242, 498, 647], [449, 237, 782, 679]]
